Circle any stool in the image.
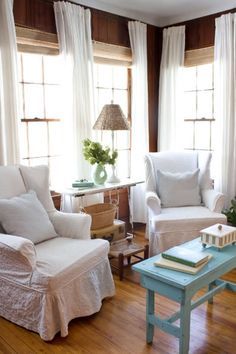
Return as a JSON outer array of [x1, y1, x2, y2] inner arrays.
[[109, 239, 149, 280]]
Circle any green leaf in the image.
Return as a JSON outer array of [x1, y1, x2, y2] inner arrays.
[[82, 139, 118, 165]]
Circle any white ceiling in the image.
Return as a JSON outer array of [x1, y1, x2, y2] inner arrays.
[[74, 0, 236, 26]]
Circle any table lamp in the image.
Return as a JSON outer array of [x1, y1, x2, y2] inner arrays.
[[93, 102, 130, 183]]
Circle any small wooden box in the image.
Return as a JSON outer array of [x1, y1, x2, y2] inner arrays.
[[90, 219, 125, 243], [200, 223, 236, 248]]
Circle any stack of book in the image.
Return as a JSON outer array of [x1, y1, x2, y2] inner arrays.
[[154, 246, 212, 274], [72, 180, 94, 188]]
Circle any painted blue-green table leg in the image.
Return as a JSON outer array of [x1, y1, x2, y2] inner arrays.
[[179, 296, 191, 354], [208, 282, 214, 304], [146, 289, 155, 344]]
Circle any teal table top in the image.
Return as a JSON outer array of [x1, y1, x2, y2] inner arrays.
[[133, 238, 236, 289]]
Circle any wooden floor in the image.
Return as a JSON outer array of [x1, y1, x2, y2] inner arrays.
[[0, 225, 236, 354]]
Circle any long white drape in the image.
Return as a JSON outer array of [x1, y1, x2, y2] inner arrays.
[[214, 13, 236, 207], [0, 0, 20, 165], [158, 26, 185, 151], [54, 2, 95, 184], [128, 21, 148, 223]]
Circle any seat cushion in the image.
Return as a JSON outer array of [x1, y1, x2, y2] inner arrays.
[[0, 191, 57, 244], [151, 206, 227, 233], [33, 237, 110, 290]]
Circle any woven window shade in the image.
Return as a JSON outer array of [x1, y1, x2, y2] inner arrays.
[[93, 41, 132, 67], [16, 30, 132, 65], [16, 26, 59, 55], [184, 46, 214, 67]]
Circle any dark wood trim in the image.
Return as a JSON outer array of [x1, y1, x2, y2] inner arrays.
[[147, 25, 162, 152]]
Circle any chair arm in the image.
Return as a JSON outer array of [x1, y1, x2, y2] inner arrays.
[[49, 210, 92, 239], [146, 191, 161, 216], [202, 189, 225, 213], [0, 234, 36, 271]]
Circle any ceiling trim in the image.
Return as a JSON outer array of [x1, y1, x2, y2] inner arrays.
[[72, 0, 236, 27]]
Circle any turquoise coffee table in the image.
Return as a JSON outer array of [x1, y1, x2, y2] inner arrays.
[[133, 238, 236, 354]]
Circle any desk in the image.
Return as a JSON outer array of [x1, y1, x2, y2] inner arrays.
[[61, 179, 144, 221], [133, 238, 236, 354]]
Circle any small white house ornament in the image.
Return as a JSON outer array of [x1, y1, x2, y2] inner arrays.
[[200, 223, 236, 249]]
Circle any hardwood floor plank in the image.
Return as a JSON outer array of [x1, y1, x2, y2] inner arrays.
[[0, 338, 17, 354]]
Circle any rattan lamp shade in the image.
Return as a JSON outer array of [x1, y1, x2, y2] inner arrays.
[[93, 104, 130, 131]]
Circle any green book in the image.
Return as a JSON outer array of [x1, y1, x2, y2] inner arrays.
[[162, 246, 209, 267], [72, 181, 94, 188]]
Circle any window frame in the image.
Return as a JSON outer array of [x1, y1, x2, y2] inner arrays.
[[17, 51, 62, 184], [94, 62, 132, 178], [183, 48, 215, 152]]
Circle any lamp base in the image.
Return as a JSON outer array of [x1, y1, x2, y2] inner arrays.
[[107, 166, 120, 183]]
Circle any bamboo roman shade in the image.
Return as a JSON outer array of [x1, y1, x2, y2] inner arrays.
[[93, 41, 132, 66], [184, 46, 214, 67], [16, 27, 132, 66], [16, 26, 59, 55]]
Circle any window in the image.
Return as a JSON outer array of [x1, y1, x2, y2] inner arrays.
[[183, 63, 215, 151], [94, 63, 131, 178], [18, 52, 63, 187]]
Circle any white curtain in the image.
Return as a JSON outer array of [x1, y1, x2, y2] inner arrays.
[[54, 2, 95, 184], [0, 0, 20, 165], [158, 26, 185, 151], [214, 13, 236, 207], [128, 21, 148, 223]]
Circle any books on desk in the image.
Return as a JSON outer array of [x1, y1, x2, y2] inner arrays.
[[154, 254, 212, 274], [72, 180, 94, 188], [161, 246, 209, 267]]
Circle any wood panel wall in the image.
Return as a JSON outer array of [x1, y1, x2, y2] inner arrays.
[[174, 7, 236, 50]]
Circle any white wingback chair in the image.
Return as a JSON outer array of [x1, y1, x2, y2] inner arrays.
[[0, 165, 115, 340], [144, 151, 227, 256]]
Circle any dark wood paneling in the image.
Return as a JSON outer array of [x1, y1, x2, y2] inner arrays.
[[147, 25, 162, 152], [175, 7, 236, 50], [92, 9, 108, 43], [33, 0, 56, 33], [92, 9, 130, 47], [14, 0, 56, 33], [13, 0, 32, 28]]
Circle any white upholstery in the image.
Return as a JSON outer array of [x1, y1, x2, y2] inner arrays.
[[144, 151, 227, 256], [0, 166, 26, 198], [0, 165, 115, 340], [20, 164, 56, 212]]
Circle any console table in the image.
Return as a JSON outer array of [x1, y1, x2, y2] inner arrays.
[[133, 238, 236, 354], [61, 179, 144, 221]]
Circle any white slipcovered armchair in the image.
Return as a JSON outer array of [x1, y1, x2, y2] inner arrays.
[[0, 165, 115, 340], [144, 151, 227, 256]]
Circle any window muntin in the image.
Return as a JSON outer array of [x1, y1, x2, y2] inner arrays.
[[18, 52, 63, 187], [94, 63, 131, 178]]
